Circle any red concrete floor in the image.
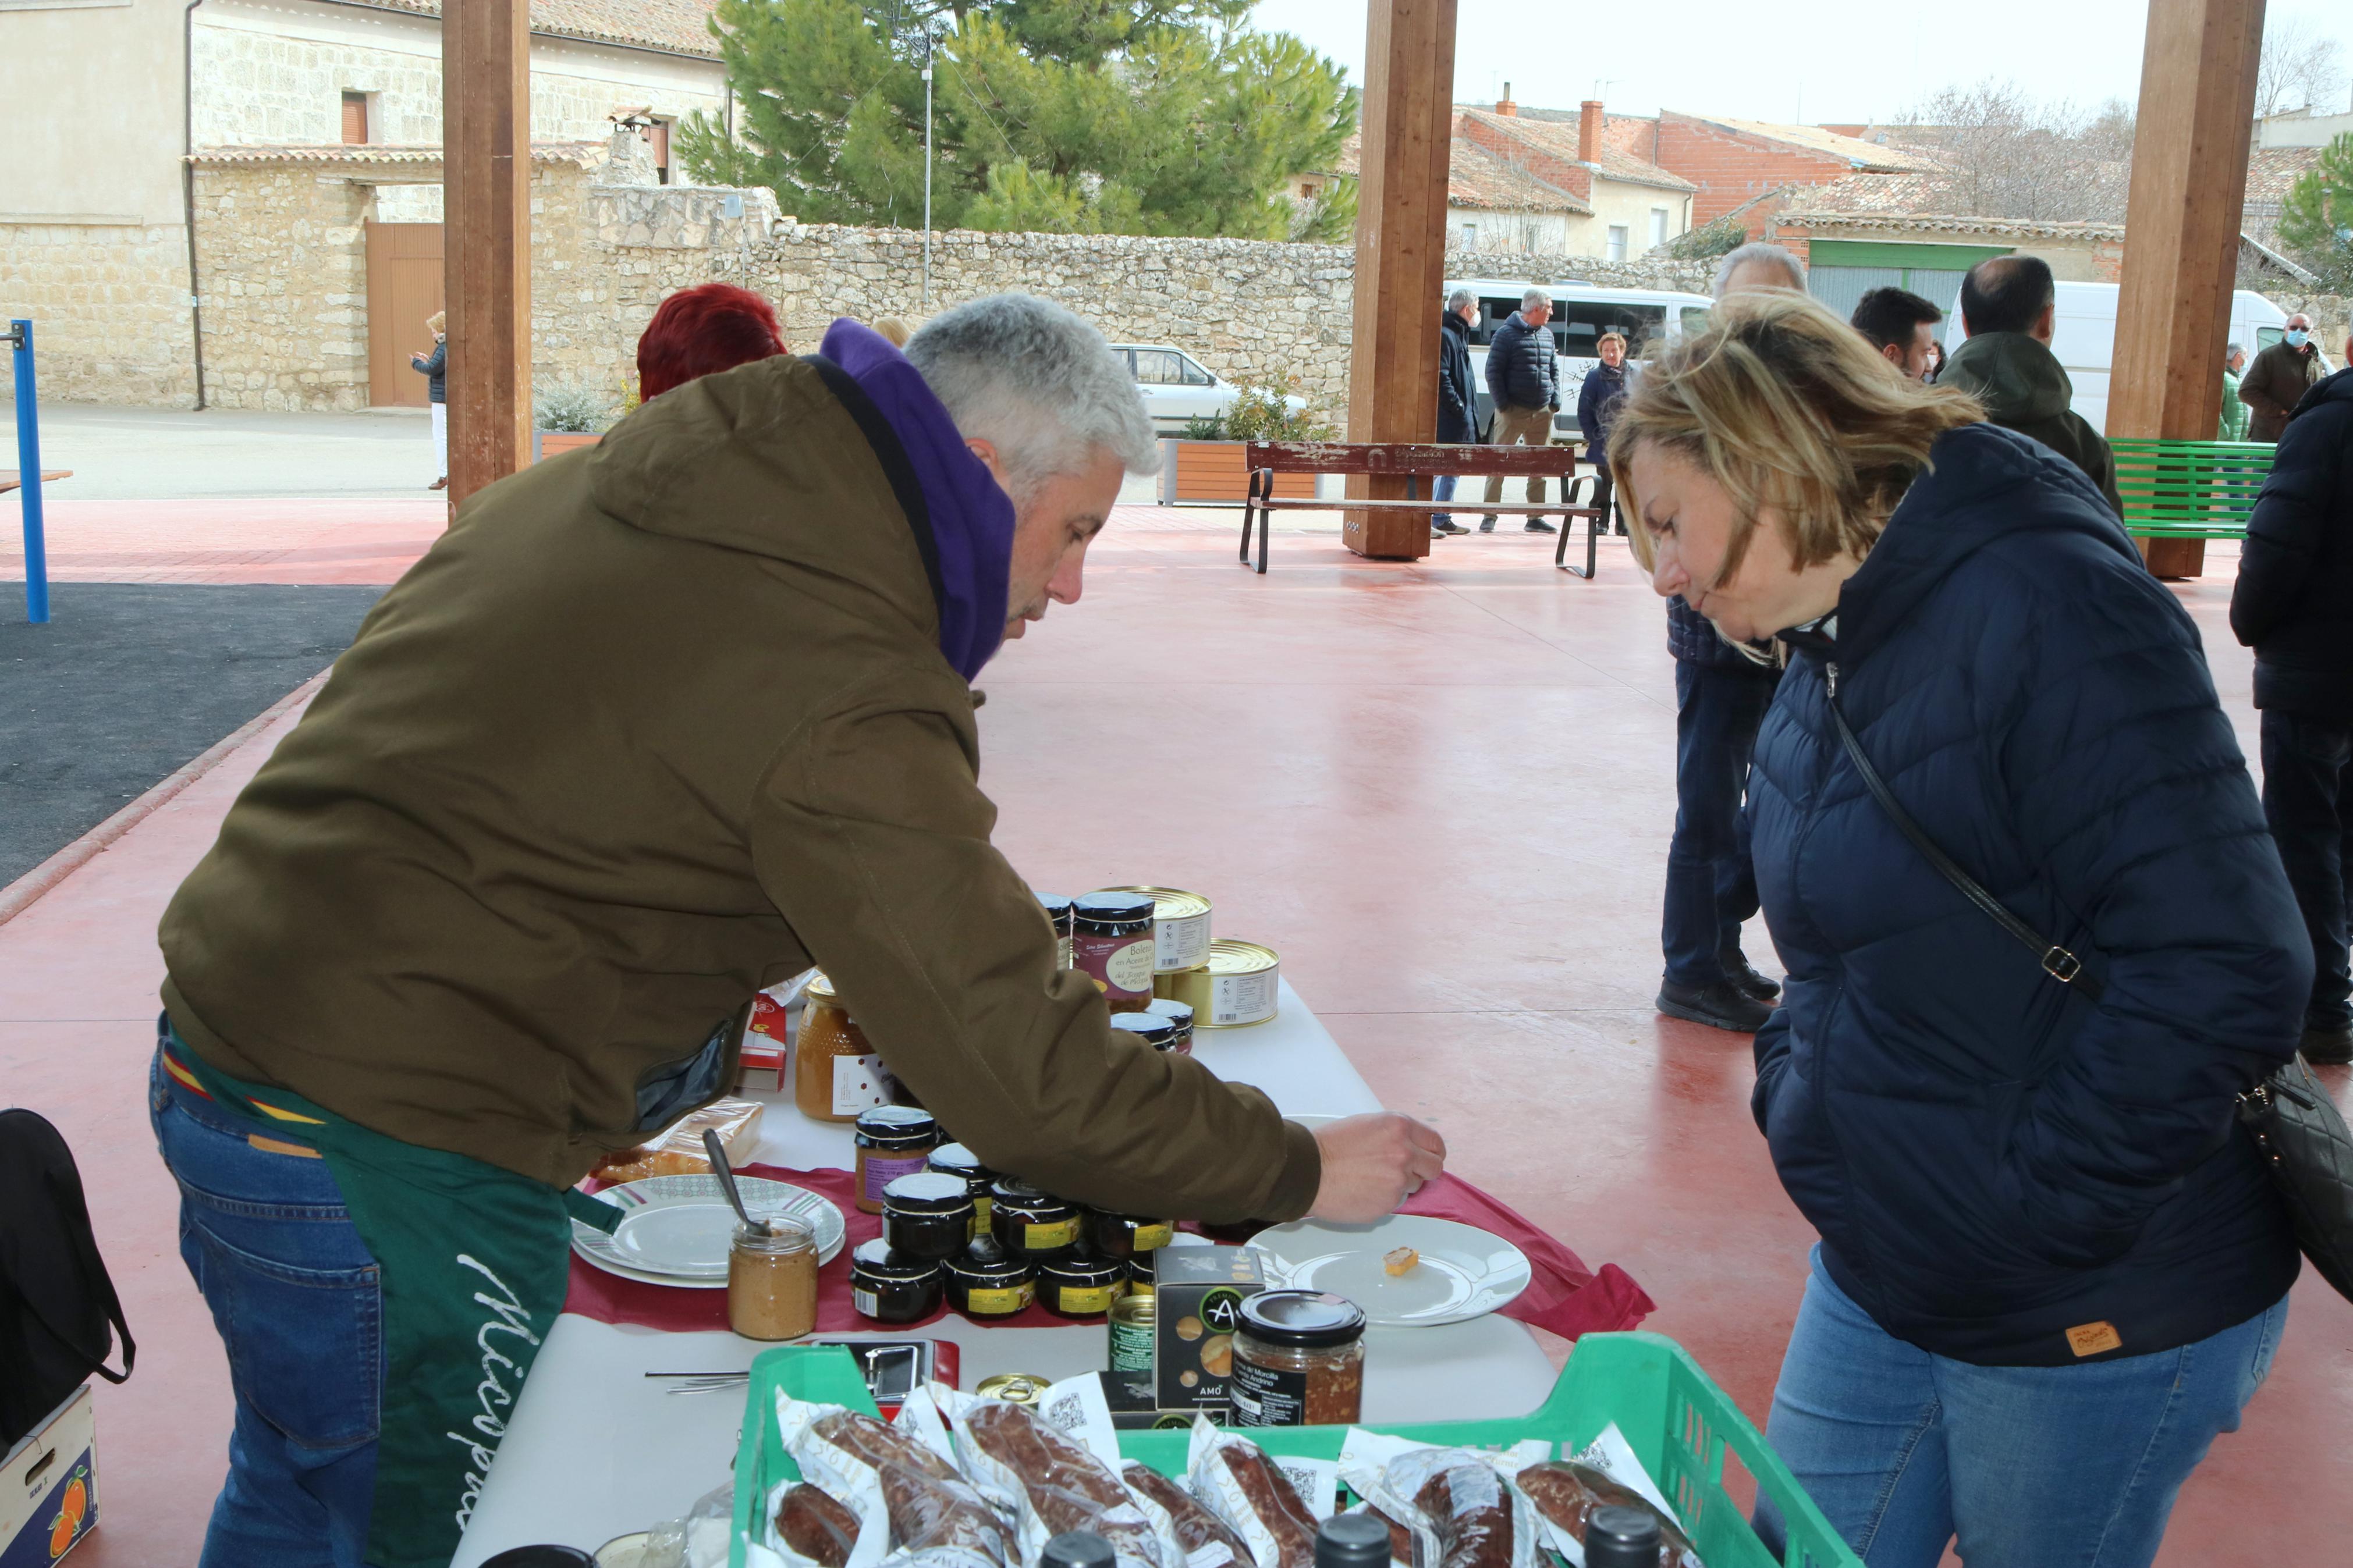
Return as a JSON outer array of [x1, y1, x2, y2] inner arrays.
[[3, 509, 2346, 1566]]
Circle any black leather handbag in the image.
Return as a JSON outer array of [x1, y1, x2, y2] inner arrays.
[[0, 1109, 134, 1448], [1825, 666, 2353, 1304]]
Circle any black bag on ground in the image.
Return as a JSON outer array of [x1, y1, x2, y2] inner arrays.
[[0, 1108, 134, 1449], [1825, 672, 2353, 1307]]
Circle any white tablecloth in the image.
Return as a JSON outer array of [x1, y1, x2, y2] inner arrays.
[[451, 980, 1559, 1566]]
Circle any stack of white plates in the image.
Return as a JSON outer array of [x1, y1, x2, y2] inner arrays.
[[570, 1174, 847, 1290]]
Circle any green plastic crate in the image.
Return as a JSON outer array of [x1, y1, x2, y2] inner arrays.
[[728, 1332, 1859, 1568]]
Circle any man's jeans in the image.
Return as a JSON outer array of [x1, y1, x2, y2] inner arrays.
[[1663, 657, 1779, 986], [1756, 1249, 2285, 1567], [151, 1048, 382, 1568], [1432, 472, 1457, 529], [2260, 709, 2353, 1029]]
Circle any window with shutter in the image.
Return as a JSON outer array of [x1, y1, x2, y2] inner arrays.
[[650, 120, 672, 184], [341, 92, 369, 145]]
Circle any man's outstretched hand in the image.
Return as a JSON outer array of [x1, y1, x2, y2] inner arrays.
[[1306, 1112, 1447, 1223]]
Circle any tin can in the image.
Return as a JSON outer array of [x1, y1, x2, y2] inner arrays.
[[1109, 1289, 1156, 1372], [1155, 941, 1280, 1028], [976, 1372, 1053, 1405], [1101, 886, 1215, 973]]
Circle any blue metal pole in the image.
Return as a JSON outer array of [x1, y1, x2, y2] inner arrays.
[[11, 319, 49, 624]]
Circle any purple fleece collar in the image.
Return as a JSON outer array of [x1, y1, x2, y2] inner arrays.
[[818, 319, 1014, 681]]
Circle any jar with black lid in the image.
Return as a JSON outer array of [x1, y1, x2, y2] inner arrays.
[[1035, 1247, 1127, 1319], [882, 1172, 976, 1263], [928, 1143, 997, 1235], [1034, 891, 1076, 970], [990, 1179, 1081, 1256], [849, 1239, 944, 1325], [1230, 1290, 1367, 1427], [943, 1238, 1035, 1320], [1107, 1011, 1179, 1054], [1144, 997, 1195, 1054], [854, 1106, 941, 1216], [1125, 1250, 1156, 1295], [1087, 1208, 1176, 1259], [1071, 893, 1156, 1012]]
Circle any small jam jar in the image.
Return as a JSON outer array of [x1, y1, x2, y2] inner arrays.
[[1035, 891, 1076, 970], [1071, 893, 1156, 1011], [849, 1239, 943, 1325], [943, 1238, 1035, 1320], [727, 1217, 818, 1342], [853, 1106, 940, 1215], [881, 1172, 975, 1263], [1107, 1011, 1179, 1055], [989, 1179, 1081, 1257], [1125, 1250, 1157, 1295], [1035, 1249, 1127, 1319], [1145, 997, 1195, 1054], [1087, 1209, 1176, 1259], [1230, 1290, 1368, 1427], [928, 1143, 997, 1235]]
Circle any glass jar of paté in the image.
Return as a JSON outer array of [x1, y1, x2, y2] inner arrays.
[[989, 1179, 1081, 1256], [796, 972, 891, 1123], [853, 1106, 939, 1216], [1034, 892, 1076, 970], [1230, 1291, 1367, 1427], [728, 1218, 818, 1342], [881, 1171, 975, 1262], [1071, 893, 1156, 1012], [928, 1143, 997, 1236]]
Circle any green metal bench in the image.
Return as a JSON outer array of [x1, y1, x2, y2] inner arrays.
[[2111, 438, 2275, 541]]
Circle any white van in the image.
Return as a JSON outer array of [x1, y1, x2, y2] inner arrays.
[[1446, 278, 1716, 437], [1937, 281, 2290, 435]]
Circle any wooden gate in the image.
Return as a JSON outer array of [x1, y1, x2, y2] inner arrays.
[[365, 221, 445, 408]]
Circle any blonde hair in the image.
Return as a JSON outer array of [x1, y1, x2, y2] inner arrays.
[[426, 310, 446, 334], [873, 315, 914, 347], [1610, 290, 1982, 584]]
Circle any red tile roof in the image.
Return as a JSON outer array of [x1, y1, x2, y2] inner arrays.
[[1454, 107, 1697, 193], [344, 0, 719, 59], [1330, 132, 1592, 214], [190, 141, 609, 166]]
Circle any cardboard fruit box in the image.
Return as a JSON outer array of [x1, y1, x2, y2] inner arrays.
[[0, 1385, 97, 1567]]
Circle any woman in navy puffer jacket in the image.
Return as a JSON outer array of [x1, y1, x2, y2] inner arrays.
[[1611, 291, 2305, 1568]]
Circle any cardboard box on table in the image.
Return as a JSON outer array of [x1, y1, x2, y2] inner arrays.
[[0, 1385, 97, 1566]]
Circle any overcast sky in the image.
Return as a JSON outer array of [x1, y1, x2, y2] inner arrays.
[[1245, 0, 2353, 127]]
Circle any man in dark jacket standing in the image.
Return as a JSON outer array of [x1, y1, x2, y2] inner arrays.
[[1431, 288, 1479, 535], [1479, 287, 1560, 533], [2232, 363, 2353, 1062], [1940, 255, 2124, 514], [2240, 314, 2326, 442]]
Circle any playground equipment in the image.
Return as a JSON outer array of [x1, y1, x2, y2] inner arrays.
[[8, 319, 50, 624]]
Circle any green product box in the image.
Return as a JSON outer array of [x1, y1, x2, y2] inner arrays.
[[1153, 1246, 1264, 1410]]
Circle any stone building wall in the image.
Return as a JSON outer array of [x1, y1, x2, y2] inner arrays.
[[0, 221, 196, 406], [187, 166, 376, 410]]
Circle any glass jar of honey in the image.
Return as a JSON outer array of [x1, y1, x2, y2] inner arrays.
[[794, 972, 890, 1123]]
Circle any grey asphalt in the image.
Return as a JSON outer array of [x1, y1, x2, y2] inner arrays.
[[0, 582, 383, 887], [24, 403, 440, 499]]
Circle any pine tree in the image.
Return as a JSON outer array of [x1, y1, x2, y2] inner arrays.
[[2277, 133, 2353, 293], [675, 0, 1356, 240]]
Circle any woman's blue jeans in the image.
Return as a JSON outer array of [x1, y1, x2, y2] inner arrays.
[[150, 1044, 383, 1568], [1756, 1248, 2287, 1568]]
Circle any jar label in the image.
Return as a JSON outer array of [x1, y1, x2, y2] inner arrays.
[[852, 1286, 881, 1318], [1057, 1284, 1118, 1314], [1228, 1357, 1307, 1427], [1156, 915, 1213, 972], [1130, 1222, 1175, 1251], [1110, 1317, 1155, 1371], [1211, 969, 1279, 1026], [1057, 936, 1074, 970], [863, 1153, 931, 1203], [1105, 939, 1155, 993], [1025, 1218, 1080, 1251], [966, 1283, 1033, 1315], [831, 1053, 895, 1115]]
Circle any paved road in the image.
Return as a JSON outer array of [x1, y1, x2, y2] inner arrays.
[[23, 404, 440, 500]]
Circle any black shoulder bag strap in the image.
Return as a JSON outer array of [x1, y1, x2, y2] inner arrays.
[[1824, 658, 2353, 1304]]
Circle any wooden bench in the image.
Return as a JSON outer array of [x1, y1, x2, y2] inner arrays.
[[2111, 439, 2275, 543], [0, 468, 70, 496], [1238, 442, 1606, 575]]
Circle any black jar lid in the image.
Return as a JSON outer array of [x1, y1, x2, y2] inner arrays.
[[929, 1143, 994, 1181], [1145, 998, 1195, 1030], [1073, 891, 1154, 925], [855, 1105, 938, 1146], [945, 1238, 1032, 1283], [991, 1178, 1071, 1211], [1034, 891, 1075, 918], [883, 1172, 975, 1213], [1127, 1252, 1156, 1285], [1238, 1290, 1366, 1348], [1108, 1012, 1179, 1051], [1038, 1249, 1124, 1286], [851, 1239, 942, 1281]]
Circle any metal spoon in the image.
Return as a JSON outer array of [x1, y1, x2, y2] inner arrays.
[[703, 1128, 768, 1237]]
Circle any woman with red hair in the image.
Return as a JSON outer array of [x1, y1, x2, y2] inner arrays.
[[635, 283, 787, 401]]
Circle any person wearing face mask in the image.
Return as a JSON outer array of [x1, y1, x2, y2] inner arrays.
[[2241, 315, 2326, 442], [146, 294, 1442, 1568], [1616, 289, 2303, 1568]]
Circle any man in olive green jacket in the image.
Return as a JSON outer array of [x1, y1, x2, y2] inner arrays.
[[151, 296, 1442, 1567], [1941, 255, 2124, 515]]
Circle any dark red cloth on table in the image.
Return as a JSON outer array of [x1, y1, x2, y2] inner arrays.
[[563, 1164, 1654, 1339]]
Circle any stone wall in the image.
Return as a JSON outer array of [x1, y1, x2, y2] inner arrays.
[[187, 165, 375, 410], [0, 221, 196, 405]]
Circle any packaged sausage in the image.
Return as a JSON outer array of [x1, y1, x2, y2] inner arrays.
[[1184, 1420, 1321, 1568], [950, 1397, 1170, 1568], [1336, 1432, 1542, 1568], [1120, 1462, 1252, 1568], [1336, 1503, 1414, 1568], [1510, 1464, 1698, 1568], [773, 1393, 1009, 1568], [777, 1483, 864, 1568]]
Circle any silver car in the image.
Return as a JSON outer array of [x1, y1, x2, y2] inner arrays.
[[1111, 343, 1306, 435]]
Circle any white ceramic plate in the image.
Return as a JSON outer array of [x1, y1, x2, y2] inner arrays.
[[570, 1174, 846, 1287], [1246, 1214, 1531, 1327]]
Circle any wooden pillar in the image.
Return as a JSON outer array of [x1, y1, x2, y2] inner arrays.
[[443, 0, 531, 506], [2110, 0, 2266, 579], [1342, 0, 1458, 560]]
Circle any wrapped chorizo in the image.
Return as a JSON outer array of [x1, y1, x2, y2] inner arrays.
[[1121, 1462, 1254, 1568], [775, 1395, 1009, 1568], [952, 1398, 1170, 1568], [1510, 1463, 1698, 1568], [778, 1483, 864, 1568], [1185, 1421, 1319, 1568], [1336, 1435, 1536, 1568]]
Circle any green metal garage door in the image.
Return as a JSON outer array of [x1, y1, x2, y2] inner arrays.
[[1807, 240, 2015, 327]]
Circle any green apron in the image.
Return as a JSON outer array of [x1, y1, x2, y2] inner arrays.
[[166, 1032, 620, 1568]]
